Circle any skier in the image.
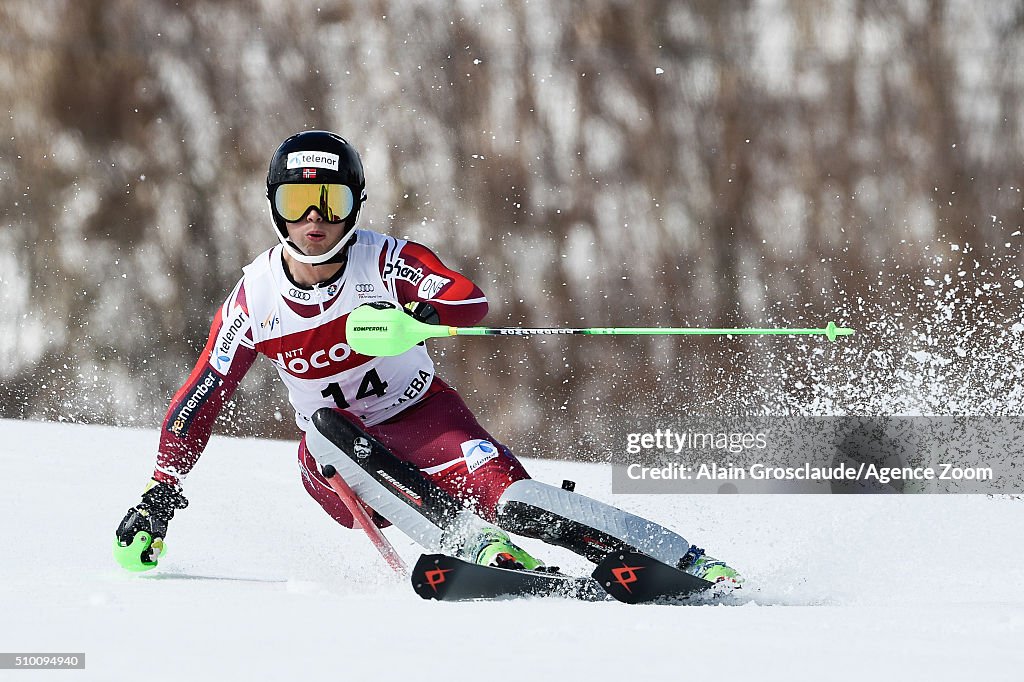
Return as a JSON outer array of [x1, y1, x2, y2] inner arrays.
[[114, 130, 740, 589]]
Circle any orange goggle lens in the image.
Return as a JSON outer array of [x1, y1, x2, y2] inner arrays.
[[273, 183, 355, 223]]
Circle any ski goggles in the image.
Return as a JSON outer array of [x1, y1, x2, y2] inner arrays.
[[272, 183, 356, 223]]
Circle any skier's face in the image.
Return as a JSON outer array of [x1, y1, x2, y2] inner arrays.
[[284, 209, 349, 258]]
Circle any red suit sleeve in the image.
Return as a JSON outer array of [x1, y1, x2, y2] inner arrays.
[[381, 240, 489, 326], [154, 280, 257, 486]]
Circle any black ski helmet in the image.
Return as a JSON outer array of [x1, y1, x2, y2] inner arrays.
[[266, 130, 366, 264]]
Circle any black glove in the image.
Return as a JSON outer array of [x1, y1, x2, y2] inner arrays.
[[114, 480, 188, 570], [363, 300, 440, 325], [404, 301, 440, 325]]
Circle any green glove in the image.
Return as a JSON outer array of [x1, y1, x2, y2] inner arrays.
[[113, 479, 188, 572]]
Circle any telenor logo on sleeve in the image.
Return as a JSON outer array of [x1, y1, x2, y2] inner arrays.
[[210, 307, 248, 373]]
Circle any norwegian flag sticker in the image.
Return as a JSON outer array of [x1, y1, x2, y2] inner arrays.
[[302, 168, 317, 179]]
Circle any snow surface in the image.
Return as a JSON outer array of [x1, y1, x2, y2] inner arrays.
[[1, 418, 1022, 681]]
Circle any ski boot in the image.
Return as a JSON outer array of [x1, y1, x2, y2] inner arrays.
[[679, 545, 743, 590], [465, 527, 545, 571]]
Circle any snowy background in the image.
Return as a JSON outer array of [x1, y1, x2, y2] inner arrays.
[[2, 418, 1022, 681], [4, 0, 1023, 451]]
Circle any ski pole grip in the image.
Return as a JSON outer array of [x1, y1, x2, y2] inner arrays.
[[322, 464, 337, 478]]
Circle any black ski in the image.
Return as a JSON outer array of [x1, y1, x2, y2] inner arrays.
[[411, 554, 607, 602], [591, 551, 714, 604]]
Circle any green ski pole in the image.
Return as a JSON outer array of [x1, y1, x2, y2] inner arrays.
[[345, 305, 854, 358]]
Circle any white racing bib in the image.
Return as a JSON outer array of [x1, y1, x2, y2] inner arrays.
[[242, 230, 435, 429]]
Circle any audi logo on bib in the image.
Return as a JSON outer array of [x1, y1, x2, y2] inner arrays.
[[273, 341, 353, 375], [355, 283, 374, 293], [288, 287, 312, 301]]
